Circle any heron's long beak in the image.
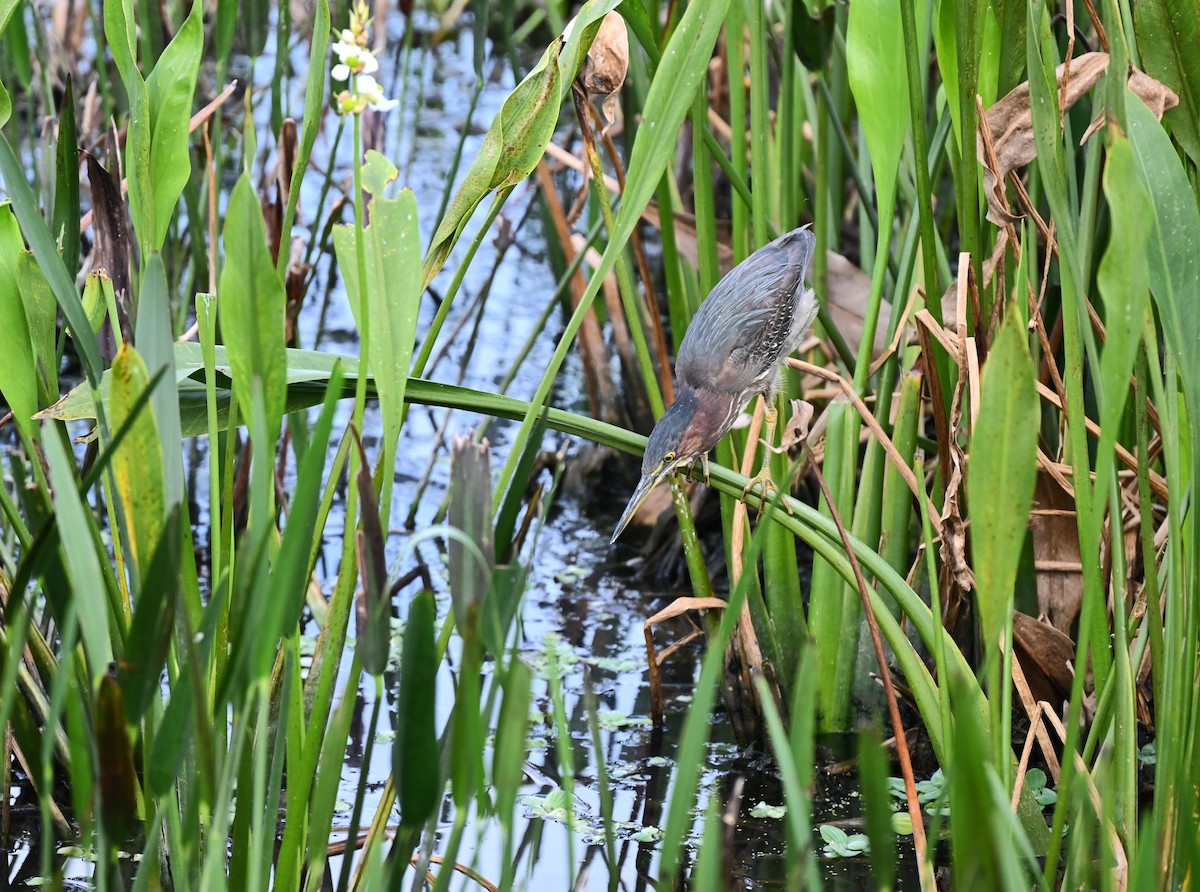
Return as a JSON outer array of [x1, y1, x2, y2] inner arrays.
[[611, 469, 670, 543]]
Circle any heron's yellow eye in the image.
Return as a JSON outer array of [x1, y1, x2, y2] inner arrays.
[[665, 451, 676, 463]]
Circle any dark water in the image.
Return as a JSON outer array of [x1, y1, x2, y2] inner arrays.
[[3, 12, 910, 889]]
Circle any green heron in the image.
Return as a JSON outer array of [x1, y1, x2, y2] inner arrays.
[[612, 225, 817, 543]]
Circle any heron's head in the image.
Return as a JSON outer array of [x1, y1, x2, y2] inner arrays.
[[611, 387, 719, 542]]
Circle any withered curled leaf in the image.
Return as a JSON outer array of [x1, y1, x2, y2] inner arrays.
[[977, 52, 1178, 226], [577, 11, 628, 131]]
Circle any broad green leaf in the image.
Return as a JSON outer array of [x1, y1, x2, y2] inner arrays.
[[42, 419, 114, 681], [53, 76, 80, 279], [968, 309, 1038, 653], [0, 134, 104, 387], [423, 40, 561, 287], [17, 253, 58, 400], [142, 0, 202, 252], [135, 255, 183, 509], [395, 590, 440, 829], [848, 0, 911, 217], [218, 174, 287, 447], [264, 363, 343, 657], [945, 669, 1017, 887], [422, 0, 621, 287], [106, 0, 202, 255], [102, 0, 136, 85], [110, 344, 166, 576], [1096, 134, 1151, 437], [992, 0, 1028, 94], [1127, 92, 1200, 419], [333, 167, 421, 466], [1132, 0, 1200, 165], [0, 1, 14, 126], [936, 0, 1000, 147], [79, 272, 111, 334], [0, 202, 36, 437], [119, 507, 181, 723]]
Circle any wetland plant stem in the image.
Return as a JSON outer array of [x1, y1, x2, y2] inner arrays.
[[807, 453, 932, 889]]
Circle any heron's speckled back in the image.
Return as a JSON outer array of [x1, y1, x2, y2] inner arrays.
[[675, 226, 817, 401]]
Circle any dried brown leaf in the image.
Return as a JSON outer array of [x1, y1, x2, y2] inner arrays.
[[578, 11, 628, 131], [778, 399, 814, 452], [1013, 611, 1075, 714], [1030, 471, 1083, 633], [86, 153, 132, 356], [976, 52, 1177, 226]]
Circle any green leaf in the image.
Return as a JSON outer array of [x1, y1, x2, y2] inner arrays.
[[395, 590, 440, 829], [53, 76, 80, 279], [493, 659, 532, 833], [968, 308, 1038, 653], [858, 727, 897, 889], [422, 40, 561, 286], [119, 507, 181, 723], [261, 364, 343, 674], [992, 0, 1028, 94], [0, 1, 15, 126], [422, 0, 621, 287], [109, 344, 166, 577], [1132, 0, 1200, 165], [42, 419, 114, 682], [480, 564, 525, 661], [1127, 92, 1200, 420], [218, 174, 287, 448], [15, 252, 58, 399], [141, 0, 202, 253], [0, 202, 37, 437], [1096, 134, 1151, 438], [0, 135, 104, 387], [333, 178, 421, 465], [135, 254, 184, 509], [102, 0, 136, 85], [848, 0, 911, 217], [79, 272, 111, 334], [107, 0, 202, 255]]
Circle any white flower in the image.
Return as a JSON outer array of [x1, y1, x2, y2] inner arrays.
[[341, 28, 356, 43], [357, 74, 399, 111], [332, 40, 378, 81]]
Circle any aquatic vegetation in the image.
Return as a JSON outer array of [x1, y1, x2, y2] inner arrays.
[[1, 0, 1198, 888]]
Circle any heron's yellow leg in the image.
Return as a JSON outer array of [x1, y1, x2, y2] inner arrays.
[[742, 402, 794, 513]]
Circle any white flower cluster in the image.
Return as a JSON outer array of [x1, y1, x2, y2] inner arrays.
[[332, 5, 397, 115]]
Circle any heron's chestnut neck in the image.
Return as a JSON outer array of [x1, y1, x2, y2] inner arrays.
[[675, 383, 732, 456]]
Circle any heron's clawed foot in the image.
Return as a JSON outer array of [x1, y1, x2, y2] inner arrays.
[[741, 466, 794, 514]]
